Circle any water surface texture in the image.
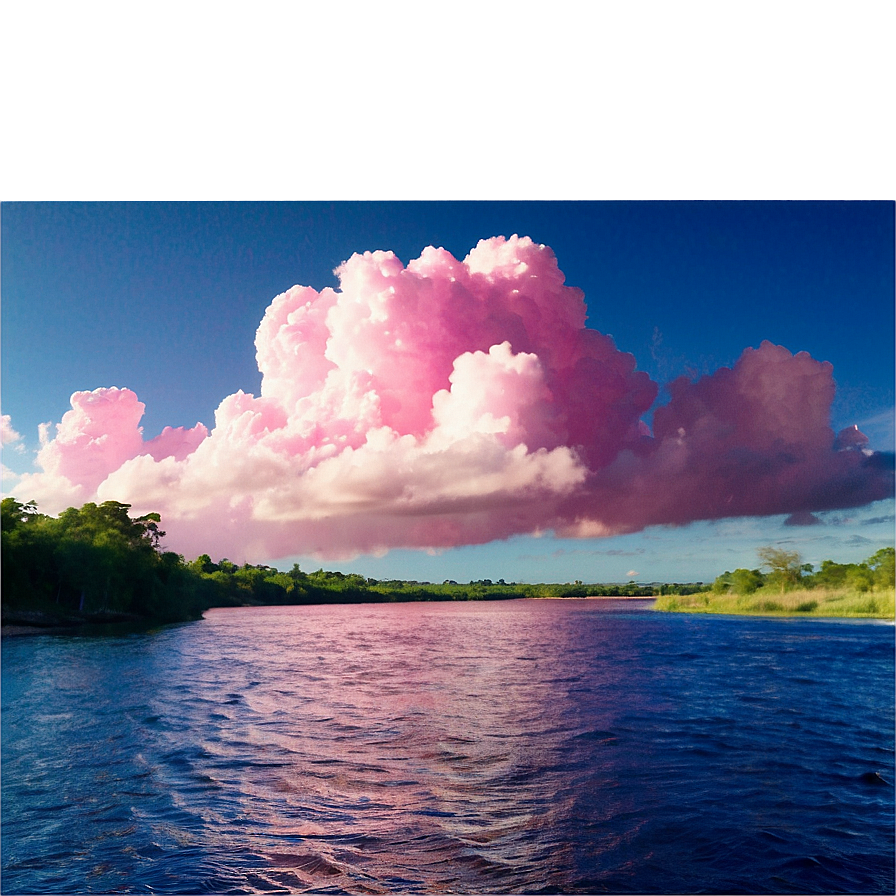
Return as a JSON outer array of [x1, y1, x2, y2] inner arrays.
[[3, 600, 894, 894]]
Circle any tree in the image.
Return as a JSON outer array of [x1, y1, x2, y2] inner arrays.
[[2, 498, 56, 605], [812, 558, 848, 589], [1, 497, 40, 530], [757, 546, 803, 593], [711, 568, 764, 595], [846, 564, 875, 593], [1, 499, 208, 621], [190, 554, 216, 575], [867, 547, 895, 588], [730, 568, 764, 595]]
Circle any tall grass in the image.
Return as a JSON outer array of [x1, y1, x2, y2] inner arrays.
[[654, 586, 895, 619]]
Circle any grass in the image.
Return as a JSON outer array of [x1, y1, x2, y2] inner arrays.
[[654, 586, 895, 619]]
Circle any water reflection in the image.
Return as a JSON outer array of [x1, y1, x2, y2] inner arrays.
[[166, 603, 603, 889], [119, 601, 647, 891], [2, 600, 893, 894]]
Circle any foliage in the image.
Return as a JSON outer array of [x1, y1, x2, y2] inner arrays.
[[659, 542, 895, 619], [3, 499, 682, 624], [757, 546, 804, 593], [4, 500, 893, 626], [1, 498, 205, 623], [655, 586, 895, 618], [707, 544, 896, 602], [712, 567, 764, 595]]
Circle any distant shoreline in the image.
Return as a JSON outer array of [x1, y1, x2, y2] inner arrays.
[[527, 595, 656, 601], [1, 595, 662, 636]]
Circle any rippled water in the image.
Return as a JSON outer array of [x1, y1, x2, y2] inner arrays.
[[2, 600, 894, 894]]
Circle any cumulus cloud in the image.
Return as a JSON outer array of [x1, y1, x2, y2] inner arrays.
[[1, 414, 24, 451], [9, 236, 893, 562]]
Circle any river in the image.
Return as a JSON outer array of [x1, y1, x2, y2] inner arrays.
[[2, 599, 893, 894]]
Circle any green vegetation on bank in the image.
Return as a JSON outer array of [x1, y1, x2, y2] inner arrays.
[[5, 498, 891, 626], [2, 499, 697, 627], [654, 546, 895, 618], [2, 499, 207, 624]]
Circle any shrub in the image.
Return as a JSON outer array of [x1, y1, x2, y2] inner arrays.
[[847, 566, 875, 592], [730, 568, 763, 594]]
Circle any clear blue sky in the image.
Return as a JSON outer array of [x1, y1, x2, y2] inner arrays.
[[2, 9, 894, 585]]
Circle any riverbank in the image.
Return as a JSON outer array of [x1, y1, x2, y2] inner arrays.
[[1, 608, 148, 636], [654, 586, 895, 619]]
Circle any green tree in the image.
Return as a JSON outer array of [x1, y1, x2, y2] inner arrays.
[[1, 497, 40, 529], [867, 547, 895, 589], [53, 502, 165, 613], [730, 568, 764, 595], [1, 499, 212, 623], [812, 558, 849, 589], [757, 546, 803, 593], [2, 498, 56, 605], [846, 564, 875, 593], [191, 554, 216, 574]]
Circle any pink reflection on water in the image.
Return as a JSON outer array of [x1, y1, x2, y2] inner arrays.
[[165, 601, 642, 888]]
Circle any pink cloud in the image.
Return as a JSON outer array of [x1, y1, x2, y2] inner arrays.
[[144, 423, 210, 462], [558, 341, 891, 537], [15, 388, 207, 509], [11, 236, 893, 562]]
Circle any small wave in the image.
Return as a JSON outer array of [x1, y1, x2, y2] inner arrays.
[[3, 600, 893, 896]]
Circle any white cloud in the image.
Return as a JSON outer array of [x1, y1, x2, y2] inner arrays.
[[1, 414, 24, 451]]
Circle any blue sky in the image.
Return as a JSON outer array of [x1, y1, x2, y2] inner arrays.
[[2, 9, 893, 586]]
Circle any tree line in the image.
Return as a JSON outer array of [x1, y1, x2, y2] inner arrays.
[[711, 545, 895, 596], [2, 499, 701, 626], [11, 498, 886, 628], [2, 499, 207, 623]]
